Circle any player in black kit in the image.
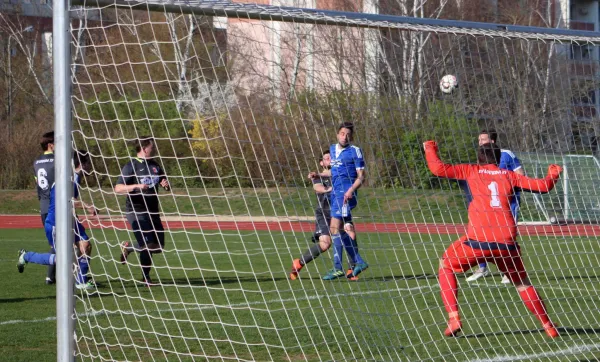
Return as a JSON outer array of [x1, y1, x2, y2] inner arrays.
[[288, 150, 359, 280], [115, 136, 170, 286], [34, 131, 56, 284]]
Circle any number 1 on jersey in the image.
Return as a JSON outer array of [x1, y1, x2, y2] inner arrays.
[[488, 181, 501, 208]]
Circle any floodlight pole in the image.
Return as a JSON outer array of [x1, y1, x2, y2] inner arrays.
[[53, 0, 75, 360]]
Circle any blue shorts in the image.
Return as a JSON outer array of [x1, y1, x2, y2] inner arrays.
[[330, 187, 357, 221], [511, 194, 521, 222], [44, 220, 89, 249]]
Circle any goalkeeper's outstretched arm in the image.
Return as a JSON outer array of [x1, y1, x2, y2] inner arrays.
[[511, 165, 562, 194]]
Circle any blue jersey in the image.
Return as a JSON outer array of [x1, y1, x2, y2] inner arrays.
[[499, 149, 522, 172], [499, 149, 522, 196], [46, 172, 81, 226], [499, 149, 522, 219], [44, 172, 88, 246], [329, 144, 365, 220], [330, 144, 365, 188]]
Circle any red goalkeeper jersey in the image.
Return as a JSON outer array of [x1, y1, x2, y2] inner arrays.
[[425, 146, 559, 243]]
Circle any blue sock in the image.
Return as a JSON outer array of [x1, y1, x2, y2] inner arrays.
[[341, 232, 364, 265], [331, 234, 343, 271], [24, 252, 55, 265], [479, 262, 487, 269], [76, 256, 89, 285]]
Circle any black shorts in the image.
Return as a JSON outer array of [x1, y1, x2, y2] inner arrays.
[[464, 240, 518, 251], [126, 212, 165, 251], [41, 213, 48, 226], [312, 208, 331, 242]]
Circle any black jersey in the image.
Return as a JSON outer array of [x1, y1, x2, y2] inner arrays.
[[34, 152, 55, 215], [312, 176, 332, 211], [116, 157, 166, 213]]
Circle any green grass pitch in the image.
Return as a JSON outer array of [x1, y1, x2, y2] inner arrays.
[[1, 228, 599, 361]]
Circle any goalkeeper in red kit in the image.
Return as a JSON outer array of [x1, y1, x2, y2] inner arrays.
[[424, 140, 562, 338]]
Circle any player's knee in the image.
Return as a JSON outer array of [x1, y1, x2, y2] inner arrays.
[[329, 226, 340, 236], [147, 242, 162, 253], [343, 223, 354, 233], [438, 258, 458, 272], [514, 278, 532, 291], [319, 235, 331, 250], [329, 217, 341, 231], [78, 241, 91, 257], [73, 243, 82, 258], [438, 259, 447, 270]]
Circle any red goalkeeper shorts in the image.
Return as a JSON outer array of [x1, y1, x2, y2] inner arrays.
[[441, 235, 528, 284]]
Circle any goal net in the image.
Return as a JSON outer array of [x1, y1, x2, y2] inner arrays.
[[520, 153, 600, 224], [65, 0, 600, 360]]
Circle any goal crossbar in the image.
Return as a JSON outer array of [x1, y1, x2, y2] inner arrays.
[[73, 0, 600, 43]]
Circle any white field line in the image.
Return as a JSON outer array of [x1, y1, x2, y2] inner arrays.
[[3, 284, 599, 361], [470, 343, 600, 362], [0, 316, 58, 326], [1, 281, 595, 327]]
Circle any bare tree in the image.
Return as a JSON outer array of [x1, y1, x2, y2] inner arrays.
[[0, 14, 54, 188], [0, 13, 53, 136], [0, 14, 52, 101]]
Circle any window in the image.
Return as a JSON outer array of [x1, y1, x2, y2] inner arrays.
[[571, 44, 592, 60], [574, 90, 597, 105]]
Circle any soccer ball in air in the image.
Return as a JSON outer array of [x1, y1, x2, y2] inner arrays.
[[439, 74, 458, 94]]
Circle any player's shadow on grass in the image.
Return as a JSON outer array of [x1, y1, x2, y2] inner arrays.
[[0, 295, 56, 304], [462, 328, 547, 338], [114, 273, 438, 288], [560, 326, 600, 335], [152, 275, 293, 287], [192, 274, 438, 284], [462, 326, 600, 339], [547, 275, 600, 282]]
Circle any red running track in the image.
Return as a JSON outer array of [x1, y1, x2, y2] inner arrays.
[[2, 215, 600, 236]]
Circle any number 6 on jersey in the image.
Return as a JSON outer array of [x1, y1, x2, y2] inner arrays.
[[37, 168, 49, 190]]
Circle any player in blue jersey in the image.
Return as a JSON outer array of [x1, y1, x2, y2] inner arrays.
[[34, 131, 57, 284], [465, 129, 525, 283], [321, 122, 369, 280], [17, 150, 98, 290]]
